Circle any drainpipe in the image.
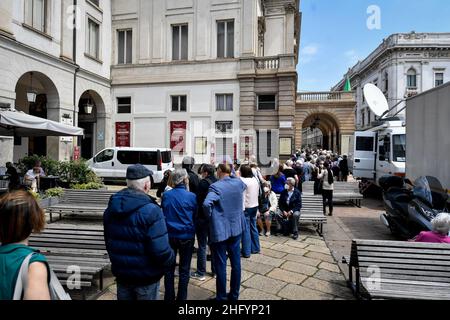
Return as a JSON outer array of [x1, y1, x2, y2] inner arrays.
[[72, 0, 79, 133]]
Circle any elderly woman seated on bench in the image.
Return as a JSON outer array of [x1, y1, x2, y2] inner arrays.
[[412, 212, 450, 244]]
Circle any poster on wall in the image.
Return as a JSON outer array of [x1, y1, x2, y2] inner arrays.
[[170, 121, 187, 155], [279, 137, 292, 155], [116, 122, 131, 147], [240, 136, 253, 160]]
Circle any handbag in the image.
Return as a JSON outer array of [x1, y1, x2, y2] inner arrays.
[[13, 253, 72, 300]]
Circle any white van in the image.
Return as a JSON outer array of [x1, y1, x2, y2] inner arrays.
[[87, 147, 173, 184]]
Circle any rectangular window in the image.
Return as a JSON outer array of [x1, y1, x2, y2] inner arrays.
[[215, 121, 233, 134], [216, 94, 233, 111], [257, 95, 276, 110], [435, 73, 444, 87], [87, 19, 100, 59], [356, 137, 374, 152], [217, 20, 234, 58], [139, 151, 157, 165], [172, 24, 188, 61], [171, 96, 187, 112], [25, 0, 47, 33], [118, 29, 132, 64], [117, 97, 131, 114], [407, 75, 417, 88], [117, 151, 140, 165]]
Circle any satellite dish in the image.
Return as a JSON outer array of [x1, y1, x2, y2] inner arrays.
[[363, 83, 389, 117]]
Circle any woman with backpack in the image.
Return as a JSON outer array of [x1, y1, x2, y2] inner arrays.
[[317, 161, 334, 216], [0, 191, 50, 300]]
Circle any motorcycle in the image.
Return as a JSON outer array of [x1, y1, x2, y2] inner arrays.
[[379, 175, 449, 239]]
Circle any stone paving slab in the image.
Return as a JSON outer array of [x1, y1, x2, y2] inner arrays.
[[96, 223, 353, 301]]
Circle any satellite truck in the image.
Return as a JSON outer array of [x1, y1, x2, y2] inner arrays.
[[352, 83, 407, 194]]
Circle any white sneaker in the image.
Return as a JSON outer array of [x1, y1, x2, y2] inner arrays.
[[191, 272, 206, 281], [266, 231, 271, 237]]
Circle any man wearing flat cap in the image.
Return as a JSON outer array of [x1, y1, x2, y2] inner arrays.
[[104, 164, 175, 300]]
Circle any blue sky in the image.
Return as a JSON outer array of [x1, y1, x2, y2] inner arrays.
[[298, 0, 450, 92]]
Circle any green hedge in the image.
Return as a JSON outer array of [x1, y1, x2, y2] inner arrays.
[[17, 156, 102, 186]]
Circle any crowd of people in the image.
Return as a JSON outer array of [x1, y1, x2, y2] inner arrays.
[[1, 149, 450, 301]]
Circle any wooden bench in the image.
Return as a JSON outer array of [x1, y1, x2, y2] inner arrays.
[[302, 181, 363, 207], [346, 239, 450, 300], [46, 189, 116, 222], [273, 194, 326, 236], [29, 224, 110, 297]]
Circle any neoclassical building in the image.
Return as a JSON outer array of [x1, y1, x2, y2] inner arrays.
[[333, 32, 450, 130], [111, 0, 300, 165], [0, 0, 301, 166], [0, 0, 112, 165]]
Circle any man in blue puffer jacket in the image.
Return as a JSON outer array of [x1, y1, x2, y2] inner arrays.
[[104, 164, 175, 300]]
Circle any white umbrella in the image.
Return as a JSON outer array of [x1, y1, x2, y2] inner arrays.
[[0, 110, 84, 137]]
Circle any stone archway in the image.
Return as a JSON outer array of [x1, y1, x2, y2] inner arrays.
[[295, 92, 356, 155], [77, 90, 106, 160], [14, 71, 60, 160]]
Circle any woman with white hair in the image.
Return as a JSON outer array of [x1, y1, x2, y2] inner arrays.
[[413, 212, 450, 243]]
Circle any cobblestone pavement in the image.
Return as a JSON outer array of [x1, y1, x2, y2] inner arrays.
[[95, 184, 356, 300], [97, 225, 354, 300], [323, 198, 397, 280]]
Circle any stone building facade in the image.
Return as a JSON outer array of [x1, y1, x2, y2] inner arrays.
[[0, 0, 112, 165], [333, 32, 450, 130], [111, 0, 300, 165]]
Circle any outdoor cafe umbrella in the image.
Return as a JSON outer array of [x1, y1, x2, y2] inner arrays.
[[0, 109, 84, 137]]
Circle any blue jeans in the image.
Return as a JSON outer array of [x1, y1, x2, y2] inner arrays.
[[164, 237, 194, 301], [195, 220, 215, 276], [241, 207, 260, 257], [117, 282, 160, 300], [211, 235, 242, 301]]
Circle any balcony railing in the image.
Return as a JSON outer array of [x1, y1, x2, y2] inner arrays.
[[298, 91, 354, 101], [255, 57, 279, 70]]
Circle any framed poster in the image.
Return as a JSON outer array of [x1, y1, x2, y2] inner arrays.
[[170, 121, 187, 155], [195, 137, 207, 155], [279, 137, 292, 155], [116, 122, 131, 147]]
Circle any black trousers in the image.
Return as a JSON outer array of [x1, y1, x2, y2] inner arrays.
[[322, 190, 333, 214]]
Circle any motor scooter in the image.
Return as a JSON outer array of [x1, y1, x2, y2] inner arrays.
[[379, 175, 449, 239]]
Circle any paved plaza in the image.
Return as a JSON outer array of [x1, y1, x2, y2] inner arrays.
[[97, 186, 381, 301]]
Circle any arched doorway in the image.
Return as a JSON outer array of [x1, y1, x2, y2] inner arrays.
[[301, 113, 340, 152], [14, 71, 59, 159], [77, 90, 105, 160]]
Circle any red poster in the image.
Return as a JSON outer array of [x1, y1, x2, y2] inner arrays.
[[116, 122, 131, 147], [170, 121, 186, 155], [73, 146, 80, 161]]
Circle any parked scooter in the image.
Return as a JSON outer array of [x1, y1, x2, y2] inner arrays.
[[379, 175, 449, 239]]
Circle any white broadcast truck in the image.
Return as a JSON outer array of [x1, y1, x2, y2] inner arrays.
[[352, 84, 407, 192]]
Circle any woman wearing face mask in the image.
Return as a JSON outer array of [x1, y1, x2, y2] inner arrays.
[[317, 161, 334, 216], [256, 182, 278, 237]]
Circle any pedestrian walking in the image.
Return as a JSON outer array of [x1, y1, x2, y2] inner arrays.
[[240, 165, 261, 258], [161, 169, 197, 301], [203, 164, 247, 301], [191, 164, 217, 281], [318, 161, 334, 216], [276, 178, 302, 240], [256, 181, 278, 237], [0, 191, 50, 300], [104, 164, 175, 300]]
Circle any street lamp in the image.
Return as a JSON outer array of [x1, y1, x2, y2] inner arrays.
[[27, 72, 37, 103], [84, 91, 94, 114]]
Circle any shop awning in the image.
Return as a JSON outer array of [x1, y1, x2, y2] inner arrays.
[[0, 110, 84, 137]]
